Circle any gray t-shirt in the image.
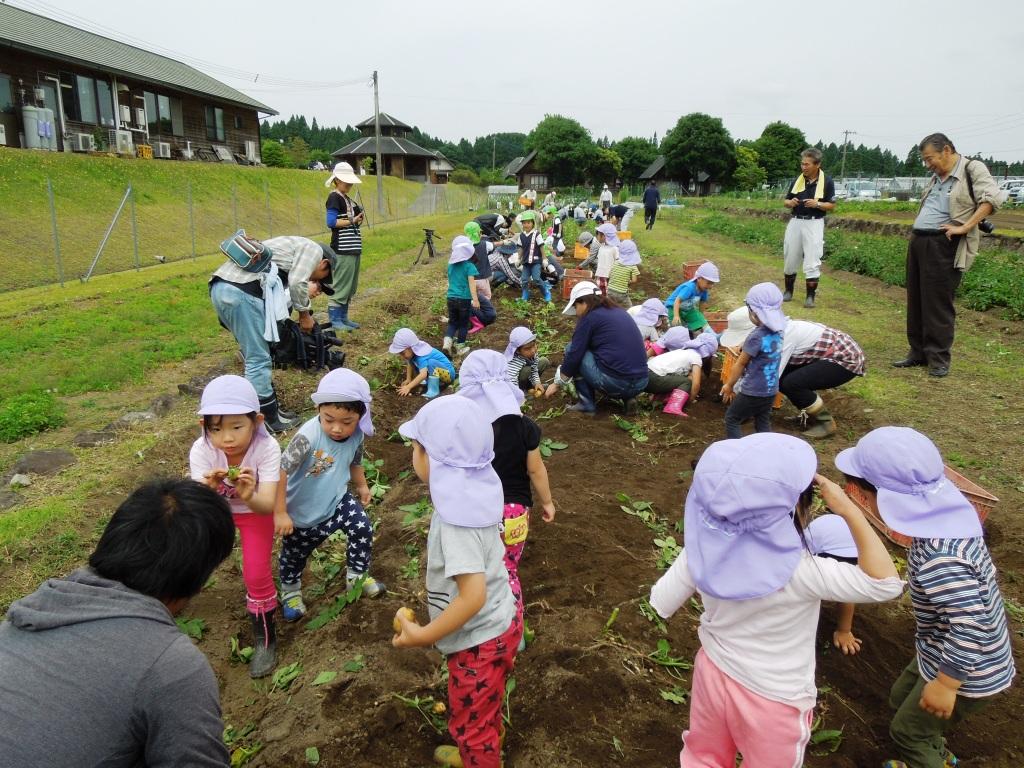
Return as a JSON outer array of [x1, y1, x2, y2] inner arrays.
[[426, 515, 516, 655], [914, 175, 955, 230]]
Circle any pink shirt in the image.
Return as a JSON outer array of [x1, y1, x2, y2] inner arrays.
[[189, 433, 281, 514]]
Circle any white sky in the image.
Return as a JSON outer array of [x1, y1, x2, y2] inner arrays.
[[13, 0, 1024, 162]]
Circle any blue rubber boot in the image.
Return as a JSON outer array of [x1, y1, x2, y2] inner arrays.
[[327, 305, 352, 332], [541, 280, 552, 303], [422, 375, 441, 399], [520, 287, 529, 302], [340, 303, 360, 329]]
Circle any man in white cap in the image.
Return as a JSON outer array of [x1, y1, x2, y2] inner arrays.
[[325, 162, 365, 331], [599, 183, 613, 215]]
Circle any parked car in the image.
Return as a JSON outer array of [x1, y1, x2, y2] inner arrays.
[[1011, 186, 1024, 205]]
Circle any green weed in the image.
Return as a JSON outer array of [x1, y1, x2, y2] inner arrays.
[[175, 616, 205, 641], [0, 391, 65, 442], [305, 577, 365, 631], [538, 438, 568, 457]]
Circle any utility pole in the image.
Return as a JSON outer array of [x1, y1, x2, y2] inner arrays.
[[839, 129, 856, 181], [492, 136, 496, 170], [373, 70, 383, 214]]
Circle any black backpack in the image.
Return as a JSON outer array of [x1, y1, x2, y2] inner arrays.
[[272, 320, 346, 372]]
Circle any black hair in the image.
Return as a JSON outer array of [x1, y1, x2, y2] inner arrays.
[[202, 412, 258, 434], [791, 482, 817, 551], [817, 551, 858, 565], [89, 479, 234, 601], [317, 400, 367, 416], [575, 293, 618, 314], [919, 133, 955, 154]]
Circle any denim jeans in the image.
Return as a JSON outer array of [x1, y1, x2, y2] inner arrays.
[[520, 262, 548, 299], [471, 295, 497, 326], [724, 392, 775, 439], [210, 280, 272, 398], [566, 343, 648, 410]]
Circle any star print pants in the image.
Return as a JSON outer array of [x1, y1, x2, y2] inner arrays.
[[446, 613, 522, 768], [278, 492, 372, 586]]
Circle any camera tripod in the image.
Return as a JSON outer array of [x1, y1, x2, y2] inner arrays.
[[413, 229, 444, 266]]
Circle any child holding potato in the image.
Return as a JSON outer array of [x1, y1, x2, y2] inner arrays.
[[504, 325, 550, 397], [393, 395, 520, 768]]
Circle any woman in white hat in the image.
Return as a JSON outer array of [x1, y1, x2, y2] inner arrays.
[[324, 162, 364, 331]]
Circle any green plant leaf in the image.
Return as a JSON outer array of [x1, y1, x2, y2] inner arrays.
[[342, 654, 365, 673], [305, 746, 320, 765], [311, 671, 337, 686]]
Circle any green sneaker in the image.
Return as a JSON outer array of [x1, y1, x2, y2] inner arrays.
[[281, 591, 306, 622], [348, 573, 387, 598]]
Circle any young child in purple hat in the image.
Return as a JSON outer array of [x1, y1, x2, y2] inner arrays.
[[807, 514, 863, 655], [190, 375, 287, 678], [443, 235, 481, 358], [277, 368, 386, 624], [651, 433, 903, 768], [835, 427, 1016, 768], [628, 297, 670, 344], [665, 260, 720, 331], [393, 395, 520, 768], [720, 282, 786, 439], [389, 327, 457, 399], [504, 326, 550, 398]]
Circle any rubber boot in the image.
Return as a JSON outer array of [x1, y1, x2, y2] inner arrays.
[[468, 316, 485, 335], [783, 273, 797, 302], [259, 394, 296, 434], [801, 395, 836, 438], [520, 286, 530, 302], [327, 304, 352, 332], [422, 375, 441, 399], [272, 387, 297, 421], [662, 388, 690, 417], [804, 279, 818, 309], [339, 302, 360, 329], [541, 280, 552, 303], [248, 610, 277, 679]]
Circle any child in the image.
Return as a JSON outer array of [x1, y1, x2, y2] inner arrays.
[[389, 328, 457, 399], [278, 368, 385, 622], [458, 350, 556, 620], [444, 235, 480, 356], [189, 375, 288, 678], [594, 223, 619, 296], [645, 328, 719, 418], [607, 238, 641, 307], [505, 325, 550, 397], [806, 514, 862, 655], [666, 261, 720, 332], [393, 396, 521, 768], [628, 297, 670, 343], [650, 433, 903, 768], [464, 221, 497, 335], [720, 283, 785, 439], [835, 427, 1016, 768], [517, 211, 550, 303]]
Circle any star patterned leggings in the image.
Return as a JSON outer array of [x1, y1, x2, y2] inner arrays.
[[278, 492, 372, 586]]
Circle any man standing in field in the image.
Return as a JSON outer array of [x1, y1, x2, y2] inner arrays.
[[782, 148, 836, 308], [643, 181, 661, 230], [0, 479, 235, 767], [893, 133, 1001, 378]]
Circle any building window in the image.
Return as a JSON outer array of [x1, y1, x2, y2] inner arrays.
[[527, 174, 547, 188], [0, 74, 13, 114], [75, 76, 97, 124], [157, 94, 171, 134], [95, 79, 114, 127], [205, 106, 225, 141], [234, 114, 243, 130], [144, 91, 183, 136]]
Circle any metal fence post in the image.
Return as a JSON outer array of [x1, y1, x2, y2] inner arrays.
[[232, 184, 239, 231], [187, 180, 196, 258], [130, 185, 140, 271], [265, 181, 273, 237], [82, 184, 132, 282], [46, 177, 65, 287], [295, 188, 301, 233]]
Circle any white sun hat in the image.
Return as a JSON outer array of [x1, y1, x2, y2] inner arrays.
[[324, 161, 362, 187]]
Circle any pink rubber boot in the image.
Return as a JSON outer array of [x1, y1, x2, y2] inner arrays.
[[468, 316, 485, 335], [662, 388, 690, 417]]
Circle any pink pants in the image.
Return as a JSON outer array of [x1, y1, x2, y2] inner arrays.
[[500, 503, 529, 609], [233, 512, 277, 614], [681, 649, 813, 768]]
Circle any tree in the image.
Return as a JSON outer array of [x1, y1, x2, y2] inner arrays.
[[903, 144, 924, 176], [732, 145, 767, 191], [261, 140, 287, 168], [613, 136, 659, 182], [524, 115, 596, 186], [752, 121, 807, 184], [587, 147, 623, 186], [284, 136, 311, 168], [661, 113, 737, 186]]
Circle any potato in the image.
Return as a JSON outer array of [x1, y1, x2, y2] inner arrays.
[[392, 607, 415, 633]]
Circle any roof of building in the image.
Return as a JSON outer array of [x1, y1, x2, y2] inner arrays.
[[0, 5, 275, 114], [506, 150, 537, 176], [639, 155, 666, 180], [355, 113, 411, 130], [501, 156, 524, 177], [332, 135, 437, 158], [430, 150, 455, 171]]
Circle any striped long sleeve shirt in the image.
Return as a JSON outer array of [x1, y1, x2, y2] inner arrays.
[[908, 537, 1015, 697], [506, 353, 541, 388]]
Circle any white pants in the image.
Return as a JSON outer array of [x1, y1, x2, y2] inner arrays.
[[618, 209, 635, 232], [783, 217, 824, 279]]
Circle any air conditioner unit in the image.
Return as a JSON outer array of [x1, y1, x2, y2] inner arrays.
[[72, 133, 95, 152], [153, 141, 172, 159], [0, 125, 6, 146], [134, 107, 145, 126], [108, 129, 134, 155], [119, 105, 131, 124], [244, 140, 257, 163]]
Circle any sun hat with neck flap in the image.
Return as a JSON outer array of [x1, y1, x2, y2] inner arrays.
[[504, 326, 537, 360], [198, 375, 270, 438], [309, 368, 374, 437], [684, 433, 818, 600], [835, 426, 982, 539], [745, 282, 788, 333], [633, 298, 668, 327], [617, 239, 641, 266], [398, 396, 504, 527], [449, 235, 475, 264], [388, 328, 432, 357], [806, 514, 857, 559], [457, 350, 525, 424]]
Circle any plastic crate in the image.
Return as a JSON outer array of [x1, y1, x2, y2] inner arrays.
[[720, 346, 783, 409], [844, 466, 997, 548], [706, 311, 728, 334], [574, 242, 590, 260], [618, 230, 632, 240], [683, 259, 707, 281], [561, 268, 593, 300]]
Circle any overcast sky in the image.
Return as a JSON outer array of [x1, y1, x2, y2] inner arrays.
[[14, 0, 1024, 162]]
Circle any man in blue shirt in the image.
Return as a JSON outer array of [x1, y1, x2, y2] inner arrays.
[[642, 181, 661, 230]]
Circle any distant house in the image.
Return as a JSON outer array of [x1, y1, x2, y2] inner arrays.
[[501, 156, 523, 179], [507, 150, 550, 193], [429, 150, 454, 184], [331, 113, 438, 182], [0, 4, 276, 161], [639, 155, 721, 196]]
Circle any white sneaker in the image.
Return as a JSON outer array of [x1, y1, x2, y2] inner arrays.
[[348, 574, 386, 598]]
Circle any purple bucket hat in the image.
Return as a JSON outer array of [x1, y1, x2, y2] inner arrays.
[[449, 235, 475, 265], [457, 350, 525, 423], [389, 328, 432, 357], [659, 326, 692, 352], [835, 427, 982, 539], [596, 223, 619, 243], [684, 433, 818, 600], [806, 515, 857, 559], [745, 282, 787, 333], [398, 395, 504, 527], [504, 326, 537, 360], [617, 239, 641, 266], [682, 330, 720, 359], [694, 261, 720, 283], [310, 368, 374, 437], [633, 298, 668, 328], [198, 375, 270, 438]]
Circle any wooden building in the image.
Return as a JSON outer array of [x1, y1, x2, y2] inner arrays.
[[507, 150, 550, 193], [639, 155, 722, 196], [331, 114, 439, 182], [0, 4, 275, 161]]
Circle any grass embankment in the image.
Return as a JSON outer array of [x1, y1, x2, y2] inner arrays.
[[0, 148, 484, 291]]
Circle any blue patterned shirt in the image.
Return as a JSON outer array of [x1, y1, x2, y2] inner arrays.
[[739, 326, 782, 397]]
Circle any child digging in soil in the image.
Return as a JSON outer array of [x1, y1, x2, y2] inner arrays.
[[645, 327, 719, 418], [190, 375, 288, 678], [650, 433, 904, 768], [393, 395, 521, 768], [806, 514, 863, 655], [607, 238, 641, 307], [628, 297, 670, 344], [504, 326, 550, 398], [390, 328, 457, 400], [459, 350, 556, 649], [665, 261, 720, 332], [835, 427, 1016, 768], [443, 235, 481, 357], [277, 369, 386, 623]]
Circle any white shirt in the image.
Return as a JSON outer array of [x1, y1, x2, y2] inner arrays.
[[596, 245, 617, 279], [651, 549, 904, 710], [648, 349, 701, 377], [780, 320, 826, 372]]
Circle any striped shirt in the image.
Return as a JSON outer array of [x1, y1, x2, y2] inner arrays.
[[210, 235, 324, 313], [608, 263, 639, 295], [326, 191, 362, 254], [787, 326, 866, 376], [908, 537, 1015, 697], [506, 353, 541, 388]]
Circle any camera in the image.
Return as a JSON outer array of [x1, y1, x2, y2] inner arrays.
[[978, 219, 995, 235]]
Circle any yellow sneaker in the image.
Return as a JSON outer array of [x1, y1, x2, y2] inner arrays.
[[433, 745, 463, 767]]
